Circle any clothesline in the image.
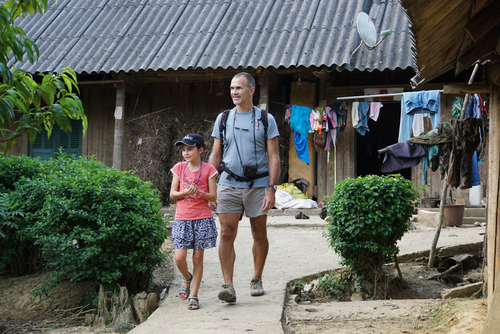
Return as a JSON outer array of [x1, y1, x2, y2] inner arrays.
[[336, 90, 444, 101]]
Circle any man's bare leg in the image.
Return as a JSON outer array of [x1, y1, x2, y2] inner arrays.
[[218, 213, 240, 302], [249, 215, 268, 296]]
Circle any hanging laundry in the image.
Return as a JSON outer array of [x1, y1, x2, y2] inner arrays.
[[451, 97, 464, 119], [324, 107, 337, 151], [464, 94, 483, 185], [412, 113, 428, 137], [380, 141, 426, 173], [447, 118, 481, 189], [285, 104, 292, 123], [351, 102, 359, 128], [290, 105, 312, 136], [322, 109, 328, 133], [314, 108, 323, 132], [309, 109, 321, 133], [398, 90, 441, 142], [409, 122, 453, 181], [356, 102, 370, 136], [330, 102, 347, 132], [294, 131, 309, 165], [412, 129, 439, 185], [369, 102, 383, 121]]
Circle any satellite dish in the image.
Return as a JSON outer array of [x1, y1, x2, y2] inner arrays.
[[357, 12, 377, 48], [351, 12, 393, 57]]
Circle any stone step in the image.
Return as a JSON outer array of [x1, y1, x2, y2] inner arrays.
[[417, 208, 486, 228], [417, 207, 486, 217]]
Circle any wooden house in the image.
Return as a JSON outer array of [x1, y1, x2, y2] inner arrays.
[[10, 0, 488, 206]]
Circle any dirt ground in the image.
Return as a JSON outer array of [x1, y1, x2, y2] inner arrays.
[[0, 242, 488, 334], [283, 260, 487, 334], [0, 238, 175, 334]]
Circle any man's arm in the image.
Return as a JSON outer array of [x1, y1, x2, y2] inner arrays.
[[209, 137, 222, 170], [262, 136, 280, 211]]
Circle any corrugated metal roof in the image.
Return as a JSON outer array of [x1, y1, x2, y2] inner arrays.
[[14, 0, 414, 74]]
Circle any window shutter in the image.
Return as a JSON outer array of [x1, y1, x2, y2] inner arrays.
[[30, 120, 82, 159]]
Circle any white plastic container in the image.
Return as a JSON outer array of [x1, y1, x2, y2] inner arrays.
[[469, 183, 483, 206]]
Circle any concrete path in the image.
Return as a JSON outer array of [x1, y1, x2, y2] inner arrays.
[[130, 211, 485, 334]]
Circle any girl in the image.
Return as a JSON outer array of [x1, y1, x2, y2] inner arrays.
[[170, 133, 218, 310]]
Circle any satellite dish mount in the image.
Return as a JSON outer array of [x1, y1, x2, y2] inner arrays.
[[351, 12, 392, 57]]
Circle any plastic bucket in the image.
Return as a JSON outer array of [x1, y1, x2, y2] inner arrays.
[[444, 204, 465, 227]]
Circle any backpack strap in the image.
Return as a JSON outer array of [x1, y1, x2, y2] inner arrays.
[[261, 109, 268, 151], [219, 109, 230, 165]]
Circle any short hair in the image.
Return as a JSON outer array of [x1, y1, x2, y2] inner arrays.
[[234, 72, 255, 90]]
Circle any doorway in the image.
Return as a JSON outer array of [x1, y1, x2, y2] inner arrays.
[[356, 102, 411, 180]]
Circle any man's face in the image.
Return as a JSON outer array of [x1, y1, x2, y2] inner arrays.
[[230, 75, 254, 107]]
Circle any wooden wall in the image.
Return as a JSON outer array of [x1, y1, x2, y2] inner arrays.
[[79, 85, 117, 167], [288, 81, 316, 198]]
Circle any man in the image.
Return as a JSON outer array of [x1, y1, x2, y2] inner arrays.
[[209, 72, 280, 302]]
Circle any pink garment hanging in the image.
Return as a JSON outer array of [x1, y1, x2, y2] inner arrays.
[[369, 102, 383, 121], [324, 107, 337, 151]]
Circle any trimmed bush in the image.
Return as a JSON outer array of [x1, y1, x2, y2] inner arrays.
[[0, 154, 169, 293], [324, 174, 419, 277]]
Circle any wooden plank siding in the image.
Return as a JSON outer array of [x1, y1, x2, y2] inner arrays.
[[80, 85, 116, 167]]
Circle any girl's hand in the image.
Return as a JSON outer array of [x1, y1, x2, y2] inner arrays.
[[184, 183, 196, 195]]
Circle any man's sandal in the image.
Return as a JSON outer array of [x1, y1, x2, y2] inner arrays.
[[178, 272, 192, 300], [187, 296, 199, 310]]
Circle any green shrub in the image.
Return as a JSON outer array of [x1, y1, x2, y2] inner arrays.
[[318, 271, 352, 300], [0, 154, 169, 293], [0, 156, 45, 275], [324, 174, 419, 277]]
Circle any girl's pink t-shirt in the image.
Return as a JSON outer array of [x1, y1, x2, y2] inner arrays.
[[171, 162, 218, 220]]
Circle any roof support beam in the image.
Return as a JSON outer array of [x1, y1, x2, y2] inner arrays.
[[457, 29, 500, 70], [112, 83, 125, 170], [465, 0, 500, 42], [443, 83, 489, 94]]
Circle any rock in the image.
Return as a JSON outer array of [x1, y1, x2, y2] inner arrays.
[[132, 291, 158, 324], [91, 285, 140, 328], [351, 292, 364, 301], [159, 288, 167, 301], [441, 282, 483, 299], [112, 286, 135, 327]]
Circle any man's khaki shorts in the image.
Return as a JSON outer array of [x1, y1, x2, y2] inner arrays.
[[216, 184, 266, 218]]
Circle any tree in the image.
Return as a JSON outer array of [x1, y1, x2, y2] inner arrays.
[[0, 0, 87, 155]]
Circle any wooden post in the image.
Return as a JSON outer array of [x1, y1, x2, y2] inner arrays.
[[487, 65, 500, 306], [258, 70, 269, 111], [112, 83, 125, 170], [428, 62, 478, 269], [317, 79, 328, 200], [428, 175, 448, 269]]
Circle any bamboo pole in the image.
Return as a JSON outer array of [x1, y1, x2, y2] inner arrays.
[[427, 62, 479, 269]]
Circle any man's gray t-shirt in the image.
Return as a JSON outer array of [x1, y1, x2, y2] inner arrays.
[[211, 106, 280, 188]]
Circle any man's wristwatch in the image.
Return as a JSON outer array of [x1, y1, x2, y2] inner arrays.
[[268, 185, 277, 191]]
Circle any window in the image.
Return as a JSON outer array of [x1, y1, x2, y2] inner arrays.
[[29, 119, 82, 159]]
